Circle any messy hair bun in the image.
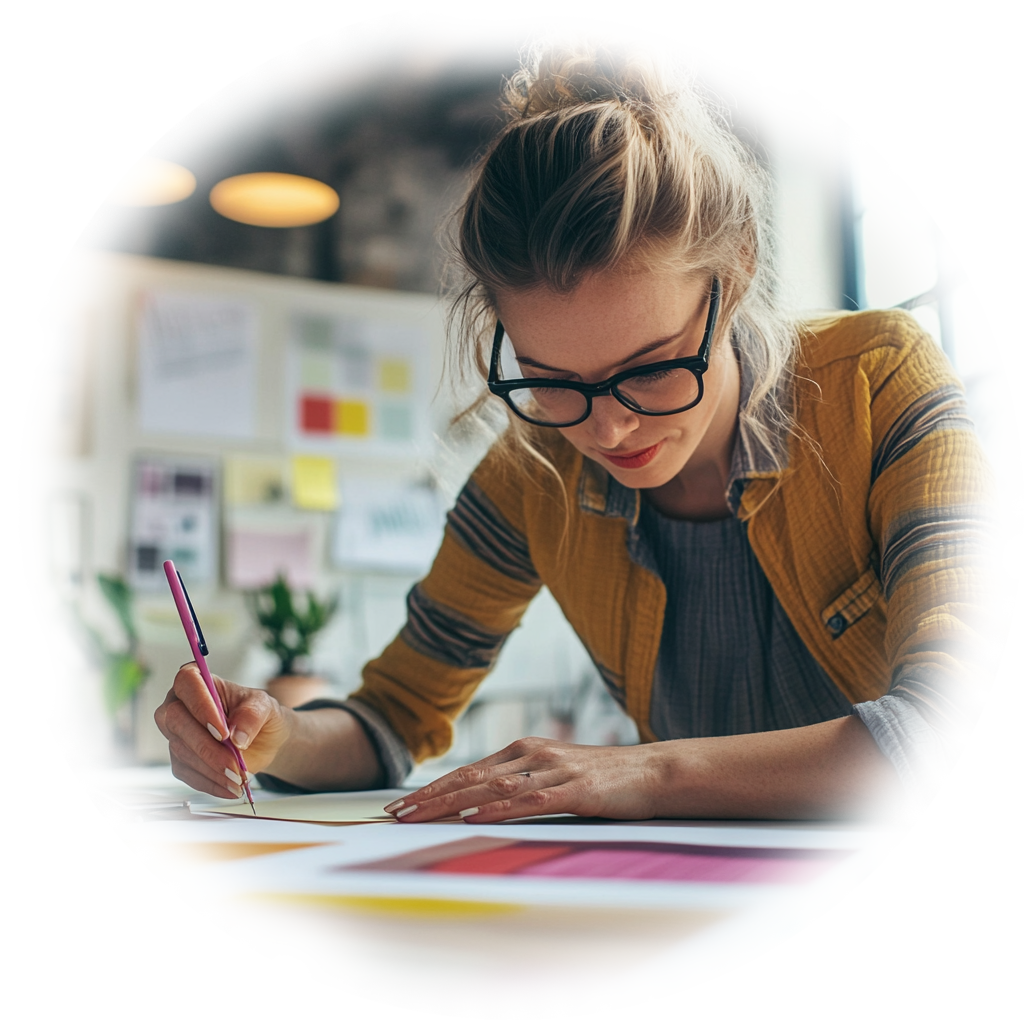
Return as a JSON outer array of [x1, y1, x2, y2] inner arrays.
[[447, 45, 796, 478], [509, 15, 679, 122]]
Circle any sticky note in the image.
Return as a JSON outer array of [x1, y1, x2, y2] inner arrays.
[[226, 528, 313, 588], [378, 357, 412, 393], [291, 455, 339, 511], [378, 401, 413, 440], [688, 974, 966, 1015], [335, 399, 370, 436], [300, 394, 334, 433], [299, 316, 332, 349], [300, 353, 333, 389], [224, 457, 286, 505]]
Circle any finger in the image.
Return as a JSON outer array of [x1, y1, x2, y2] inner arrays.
[[394, 766, 568, 823], [223, 687, 278, 751], [153, 688, 179, 740], [459, 783, 578, 823], [169, 736, 247, 798], [170, 758, 244, 801], [173, 663, 230, 737], [162, 700, 244, 781], [393, 737, 547, 809]]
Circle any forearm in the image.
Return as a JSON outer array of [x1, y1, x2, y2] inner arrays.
[[652, 715, 900, 819], [263, 707, 385, 791]]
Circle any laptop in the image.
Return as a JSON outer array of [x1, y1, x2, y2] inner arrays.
[[18, 741, 191, 819]]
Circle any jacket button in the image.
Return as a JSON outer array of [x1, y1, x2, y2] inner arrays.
[[827, 614, 846, 636]]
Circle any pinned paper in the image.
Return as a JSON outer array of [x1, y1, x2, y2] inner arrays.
[[223, 457, 286, 505], [226, 528, 314, 589], [291, 455, 338, 511]]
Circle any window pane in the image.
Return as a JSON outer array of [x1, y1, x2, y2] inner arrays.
[[861, 199, 938, 309], [946, 130, 1024, 266], [950, 260, 1024, 380], [851, 80, 933, 208], [942, 17, 1024, 156]]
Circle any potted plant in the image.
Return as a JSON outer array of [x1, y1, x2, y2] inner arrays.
[[245, 574, 339, 708], [17, 569, 148, 761]]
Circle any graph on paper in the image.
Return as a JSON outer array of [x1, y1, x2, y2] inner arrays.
[[340, 836, 850, 886]]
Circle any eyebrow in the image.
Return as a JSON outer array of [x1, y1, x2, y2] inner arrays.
[[514, 328, 690, 376]]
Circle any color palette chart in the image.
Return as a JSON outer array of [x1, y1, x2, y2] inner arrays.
[[14, 815, 1024, 1015], [288, 311, 430, 455], [342, 836, 849, 886]]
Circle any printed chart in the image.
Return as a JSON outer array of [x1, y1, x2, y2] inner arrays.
[[341, 835, 849, 886], [288, 312, 432, 456]]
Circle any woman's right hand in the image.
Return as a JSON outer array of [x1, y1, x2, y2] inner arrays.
[[154, 662, 293, 800]]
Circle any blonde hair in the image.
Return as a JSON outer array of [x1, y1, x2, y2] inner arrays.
[[445, 46, 797, 483]]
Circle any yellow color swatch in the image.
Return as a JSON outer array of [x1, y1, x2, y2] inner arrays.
[[216, 888, 520, 921], [335, 399, 370, 436], [378, 357, 411, 394], [291, 455, 339, 511], [14, 839, 311, 905], [224, 456, 286, 505], [688, 974, 966, 1015]]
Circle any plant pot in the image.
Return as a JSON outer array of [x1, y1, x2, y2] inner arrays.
[[266, 674, 330, 709]]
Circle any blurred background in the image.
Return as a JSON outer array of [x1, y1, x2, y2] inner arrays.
[[48, 45, 996, 782]]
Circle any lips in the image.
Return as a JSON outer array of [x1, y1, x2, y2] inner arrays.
[[599, 441, 663, 470]]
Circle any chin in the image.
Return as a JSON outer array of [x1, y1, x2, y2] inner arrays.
[[602, 457, 684, 490]]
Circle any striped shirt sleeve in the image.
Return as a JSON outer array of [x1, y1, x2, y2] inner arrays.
[[866, 320, 995, 771]]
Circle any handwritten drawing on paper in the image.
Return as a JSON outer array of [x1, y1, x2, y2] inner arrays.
[[138, 291, 258, 439]]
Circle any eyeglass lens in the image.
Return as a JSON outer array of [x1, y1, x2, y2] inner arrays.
[[504, 367, 702, 426]]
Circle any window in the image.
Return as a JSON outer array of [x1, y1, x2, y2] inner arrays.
[[839, 9, 1024, 378]]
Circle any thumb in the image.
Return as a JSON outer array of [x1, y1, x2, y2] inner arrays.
[[222, 686, 278, 751]]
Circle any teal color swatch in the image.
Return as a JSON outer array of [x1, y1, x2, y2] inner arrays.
[[774, 872, 1024, 958]]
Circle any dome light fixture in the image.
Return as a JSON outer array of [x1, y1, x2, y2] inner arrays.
[[209, 172, 339, 228], [55, 150, 195, 206]]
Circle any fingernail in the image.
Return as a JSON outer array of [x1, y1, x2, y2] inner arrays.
[[224, 767, 242, 786], [395, 804, 418, 819], [228, 783, 243, 799], [207, 723, 223, 742], [459, 807, 480, 819], [232, 730, 250, 749], [383, 798, 405, 814]]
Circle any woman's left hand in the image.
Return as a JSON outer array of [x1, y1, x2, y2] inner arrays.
[[384, 737, 670, 823]]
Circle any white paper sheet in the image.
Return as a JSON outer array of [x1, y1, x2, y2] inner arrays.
[[332, 478, 445, 574], [138, 291, 258, 439]]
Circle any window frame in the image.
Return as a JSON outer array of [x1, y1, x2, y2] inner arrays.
[[839, 9, 1024, 364]]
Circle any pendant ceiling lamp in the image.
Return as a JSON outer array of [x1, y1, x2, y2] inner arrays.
[[53, 11, 195, 207], [210, 172, 340, 228], [209, 87, 337, 229]]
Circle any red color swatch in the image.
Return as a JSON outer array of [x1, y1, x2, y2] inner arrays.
[[300, 394, 334, 433], [427, 843, 573, 876]]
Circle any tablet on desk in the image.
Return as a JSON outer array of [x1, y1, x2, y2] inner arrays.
[[16, 741, 190, 819]]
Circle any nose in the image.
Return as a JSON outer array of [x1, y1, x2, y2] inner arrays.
[[587, 395, 640, 449]]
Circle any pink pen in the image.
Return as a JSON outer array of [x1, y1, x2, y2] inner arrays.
[[163, 560, 257, 815]]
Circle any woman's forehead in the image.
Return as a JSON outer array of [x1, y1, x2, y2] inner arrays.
[[495, 266, 710, 366]]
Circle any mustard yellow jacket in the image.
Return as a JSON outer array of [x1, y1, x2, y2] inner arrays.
[[349, 310, 992, 762]]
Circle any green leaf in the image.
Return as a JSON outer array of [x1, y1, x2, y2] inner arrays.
[[103, 653, 148, 714], [98, 573, 137, 647]]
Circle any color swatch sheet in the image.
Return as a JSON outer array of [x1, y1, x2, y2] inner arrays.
[[197, 792, 399, 824], [16, 815, 1024, 1015]]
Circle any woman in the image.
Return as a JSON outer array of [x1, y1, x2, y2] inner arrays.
[[155, 50, 991, 820]]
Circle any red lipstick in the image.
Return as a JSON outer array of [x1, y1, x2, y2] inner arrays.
[[600, 442, 663, 470]]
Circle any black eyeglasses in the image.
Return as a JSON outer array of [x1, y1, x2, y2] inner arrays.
[[487, 278, 721, 428]]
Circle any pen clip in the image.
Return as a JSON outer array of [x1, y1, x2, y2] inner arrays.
[[176, 570, 209, 657]]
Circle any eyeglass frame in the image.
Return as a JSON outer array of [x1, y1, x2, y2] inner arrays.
[[487, 277, 722, 428]]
